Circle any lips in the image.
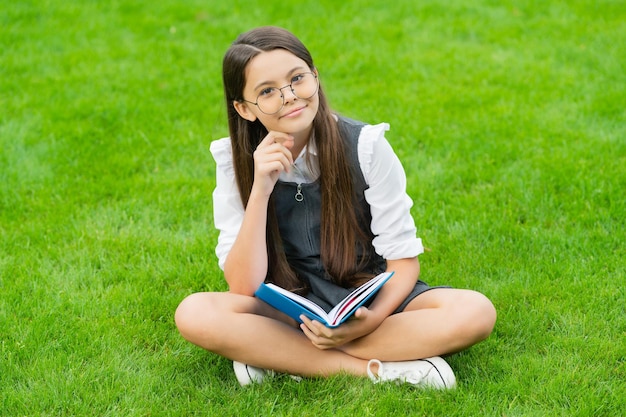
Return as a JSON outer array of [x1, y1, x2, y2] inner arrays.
[[281, 106, 306, 118]]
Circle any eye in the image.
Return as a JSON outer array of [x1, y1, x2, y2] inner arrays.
[[259, 87, 277, 97], [291, 73, 306, 84]]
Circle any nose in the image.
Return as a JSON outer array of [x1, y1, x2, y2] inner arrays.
[[280, 85, 298, 102]]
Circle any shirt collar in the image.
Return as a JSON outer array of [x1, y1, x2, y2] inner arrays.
[[294, 135, 318, 163]]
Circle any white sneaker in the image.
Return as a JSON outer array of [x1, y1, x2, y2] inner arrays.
[[233, 361, 274, 386], [233, 361, 303, 386], [367, 356, 456, 389]]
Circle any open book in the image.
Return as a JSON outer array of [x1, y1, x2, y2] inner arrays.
[[254, 271, 394, 328]]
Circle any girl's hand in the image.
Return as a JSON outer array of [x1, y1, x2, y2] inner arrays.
[[299, 307, 384, 350], [252, 131, 294, 197]]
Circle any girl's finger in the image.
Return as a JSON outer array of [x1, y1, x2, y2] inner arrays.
[[258, 131, 294, 148]]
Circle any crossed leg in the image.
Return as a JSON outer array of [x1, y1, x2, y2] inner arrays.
[[174, 287, 496, 378]]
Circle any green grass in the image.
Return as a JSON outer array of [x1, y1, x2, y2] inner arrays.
[[1, 0, 625, 415]]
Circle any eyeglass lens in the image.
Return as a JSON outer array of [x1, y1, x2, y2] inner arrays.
[[256, 73, 318, 114]]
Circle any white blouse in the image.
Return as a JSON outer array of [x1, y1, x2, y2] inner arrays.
[[210, 121, 424, 270]]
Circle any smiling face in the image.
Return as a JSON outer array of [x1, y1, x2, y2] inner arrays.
[[233, 49, 320, 141]]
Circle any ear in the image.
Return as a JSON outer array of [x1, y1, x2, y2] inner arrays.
[[233, 100, 257, 122]]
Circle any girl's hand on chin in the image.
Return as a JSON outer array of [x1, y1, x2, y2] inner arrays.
[[252, 131, 295, 196]]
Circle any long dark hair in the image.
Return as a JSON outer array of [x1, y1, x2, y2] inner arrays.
[[222, 26, 372, 291]]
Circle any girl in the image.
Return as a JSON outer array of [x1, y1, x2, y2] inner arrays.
[[175, 26, 496, 388]]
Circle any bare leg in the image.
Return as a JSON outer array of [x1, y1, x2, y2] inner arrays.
[[175, 288, 496, 377], [175, 292, 369, 377], [339, 288, 497, 361]]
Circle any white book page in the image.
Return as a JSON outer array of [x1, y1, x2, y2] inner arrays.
[[265, 283, 330, 321], [328, 272, 391, 323]]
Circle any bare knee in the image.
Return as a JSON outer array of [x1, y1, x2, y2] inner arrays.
[[174, 292, 223, 346], [434, 290, 496, 352], [175, 291, 266, 353], [461, 291, 497, 343]]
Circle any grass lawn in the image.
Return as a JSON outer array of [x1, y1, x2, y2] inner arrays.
[[1, 0, 625, 415]]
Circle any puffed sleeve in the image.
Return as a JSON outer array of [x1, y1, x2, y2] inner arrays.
[[210, 137, 245, 270], [358, 123, 424, 259]]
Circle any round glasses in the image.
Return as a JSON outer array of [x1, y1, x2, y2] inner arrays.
[[243, 72, 319, 115]]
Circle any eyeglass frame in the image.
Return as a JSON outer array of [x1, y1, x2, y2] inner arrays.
[[241, 72, 319, 115]]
